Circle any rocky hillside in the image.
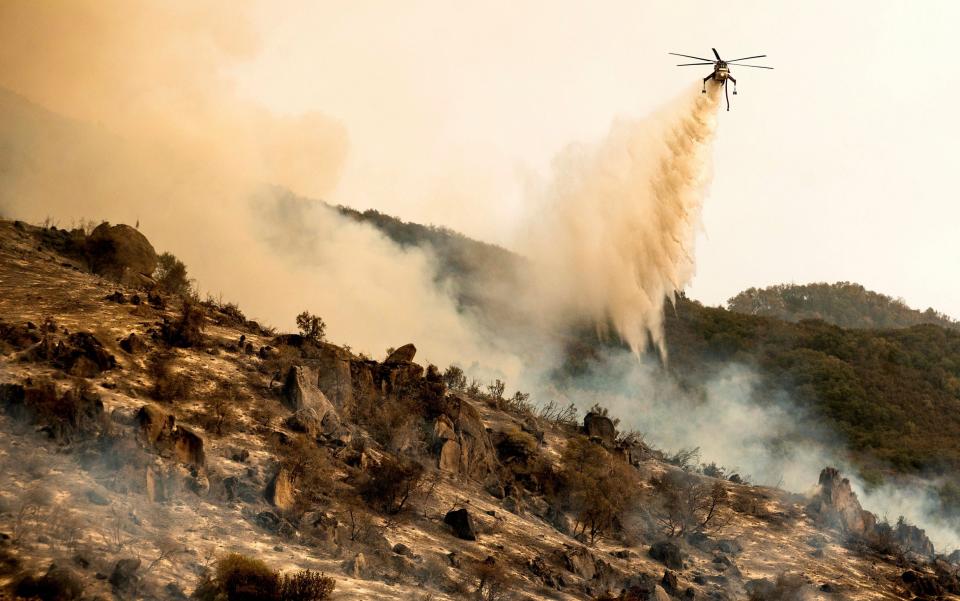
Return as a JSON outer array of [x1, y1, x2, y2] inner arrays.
[[0, 219, 959, 601]]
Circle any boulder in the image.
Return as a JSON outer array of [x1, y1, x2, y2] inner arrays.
[[621, 574, 662, 601], [119, 333, 148, 354], [444, 508, 477, 541], [85, 489, 110, 506], [266, 467, 296, 511], [347, 552, 367, 578], [137, 405, 175, 444], [85, 222, 158, 285], [652, 585, 671, 601], [661, 570, 680, 595], [583, 412, 617, 447], [649, 541, 683, 570], [109, 557, 141, 592], [563, 546, 598, 580], [385, 343, 417, 364]]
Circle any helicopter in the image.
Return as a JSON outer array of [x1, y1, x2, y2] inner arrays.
[[669, 48, 772, 111]]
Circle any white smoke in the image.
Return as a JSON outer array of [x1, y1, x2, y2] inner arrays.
[[522, 84, 721, 358], [552, 350, 960, 554]]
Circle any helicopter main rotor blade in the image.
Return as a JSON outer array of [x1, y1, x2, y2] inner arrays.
[[669, 52, 714, 62], [712, 48, 722, 60], [676, 62, 715, 66], [727, 55, 767, 62], [730, 64, 774, 69]]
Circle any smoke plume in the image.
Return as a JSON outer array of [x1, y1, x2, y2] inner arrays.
[[0, 0, 521, 372], [523, 85, 721, 358]]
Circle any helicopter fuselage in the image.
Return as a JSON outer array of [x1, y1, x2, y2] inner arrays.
[[712, 62, 730, 81]]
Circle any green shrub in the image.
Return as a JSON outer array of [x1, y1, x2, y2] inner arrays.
[[154, 252, 194, 296]]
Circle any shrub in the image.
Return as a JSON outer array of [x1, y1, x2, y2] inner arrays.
[[196, 553, 277, 601], [202, 381, 240, 436], [148, 352, 192, 401], [537, 401, 579, 428], [666, 447, 701, 472], [279, 436, 333, 510], [193, 554, 335, 601], [655, 470, 729, 536], [486, 379, 506, 402], [466, 556, 512, 601], [352, 389, 426, 454], [162, 299, 205, 348], [358, 455, 425, 515], [295, 311, 326, 344], [442, 364, 467, 391], [154, 252, 194, 296], [278, 570, 335, 601], [502, 391, 534, 415], [559, 436, 639, 544]]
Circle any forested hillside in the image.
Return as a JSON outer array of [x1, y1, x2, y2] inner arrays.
[[727, 282, 958, 331]]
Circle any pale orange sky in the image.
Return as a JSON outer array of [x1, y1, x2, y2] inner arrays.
[[232, 1, 960, 317]]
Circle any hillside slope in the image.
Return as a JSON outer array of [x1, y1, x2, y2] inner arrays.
[[1, 220, 958, 600]]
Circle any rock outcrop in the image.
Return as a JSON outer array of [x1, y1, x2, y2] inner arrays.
[[807, 467, 875, 536], [281, 365, 340, 436], [809, 467, 934, 558], [432, 395, 497, 480]]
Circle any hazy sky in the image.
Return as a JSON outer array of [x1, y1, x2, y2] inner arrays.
[[233, 1, 960, 317]]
